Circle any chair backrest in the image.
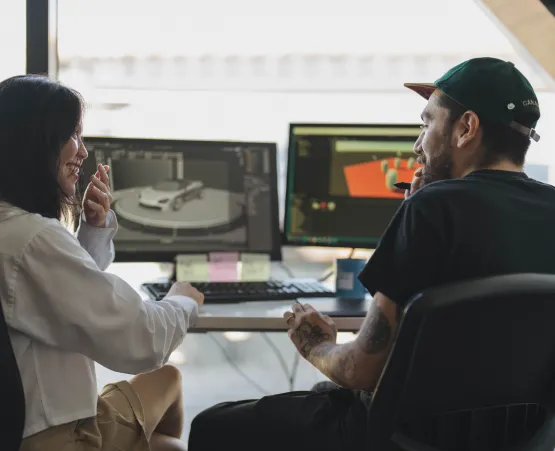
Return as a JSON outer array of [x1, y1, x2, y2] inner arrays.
[[367, 274, 555, 451], [0, 302, 25, 450]]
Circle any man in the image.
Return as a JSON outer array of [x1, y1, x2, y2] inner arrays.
[[188, 57, 555, 451]]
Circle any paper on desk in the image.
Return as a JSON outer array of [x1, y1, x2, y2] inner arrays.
[[209, 252, 239, 282], [176, 254, 209, 282], [240, 253, 271, 281]]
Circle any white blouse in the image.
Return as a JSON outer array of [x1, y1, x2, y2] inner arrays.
[[0, 204, 198, 438]]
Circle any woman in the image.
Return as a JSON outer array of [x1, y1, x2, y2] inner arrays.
[[0, 75, 203, 451]]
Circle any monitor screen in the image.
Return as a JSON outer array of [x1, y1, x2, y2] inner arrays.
[[82, 137, 282, 261], [283, 124, 422, 248]]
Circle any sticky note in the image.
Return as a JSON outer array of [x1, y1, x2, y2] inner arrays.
[[175, 254, 209, 282], [209, 252, 240, 264], [209, 252, 239, 282], [240, 253, 271, 281]]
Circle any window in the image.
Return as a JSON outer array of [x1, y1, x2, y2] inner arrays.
[[0, 1, 26, 80], [57, 0, 555, 202]]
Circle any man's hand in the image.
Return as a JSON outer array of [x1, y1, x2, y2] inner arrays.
[[284, 303, 337, 359], [83, 164, 112, 227], [167, 282, 205, 306], [405, 167, 425, 199]]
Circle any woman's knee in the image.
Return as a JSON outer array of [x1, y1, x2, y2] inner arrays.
[[158, 364, 182, 384], [129, 364, 184, 414], [164, 366, 184, 409], [149, 364, 183, 395]]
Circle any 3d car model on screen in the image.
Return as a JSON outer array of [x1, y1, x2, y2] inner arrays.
[[139, 179, 204, 211]]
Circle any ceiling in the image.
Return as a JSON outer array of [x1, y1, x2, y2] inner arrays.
[[476, 0, 555, 89]]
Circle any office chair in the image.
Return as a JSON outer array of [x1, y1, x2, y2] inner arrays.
[[0, 302, 25, 450], [367, 274, 555, 451]]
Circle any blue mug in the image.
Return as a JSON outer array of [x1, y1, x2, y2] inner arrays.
[[335, 258, 368, 299]]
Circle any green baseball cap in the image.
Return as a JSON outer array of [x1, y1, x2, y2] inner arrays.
[[405, 57, 541, 142]]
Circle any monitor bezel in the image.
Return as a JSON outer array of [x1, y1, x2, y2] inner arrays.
[[282, 123, 421, 249], [83, 136, 283, 262]]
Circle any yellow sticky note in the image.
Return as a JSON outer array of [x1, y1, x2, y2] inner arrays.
[[240, 253, 271, 281], [176, 254, 209, 282]]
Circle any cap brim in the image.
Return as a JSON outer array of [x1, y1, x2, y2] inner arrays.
[[404, 83, 436, 100]]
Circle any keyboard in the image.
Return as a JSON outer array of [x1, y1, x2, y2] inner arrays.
[[142, 279, 336, 303]]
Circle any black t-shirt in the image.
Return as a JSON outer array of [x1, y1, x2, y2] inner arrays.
[[359, 169, 555, 307]]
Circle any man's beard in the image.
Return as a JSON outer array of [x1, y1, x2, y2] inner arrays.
[[422, 149, 453, 185], [422, 127, 455, 186]]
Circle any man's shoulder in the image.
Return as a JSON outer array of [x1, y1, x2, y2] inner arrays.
[[408, 173, 555, 207], [415, 177, 476, 195], [405, 178, 473, 209]]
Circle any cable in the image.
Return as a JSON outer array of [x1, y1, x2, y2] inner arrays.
[[318, 248, 356, 282], [279, 262, 296, 279], [208, 334, 271, 396], [289, 352, 301, 391], [262, 333, 293, 388], [317, 268, 334, 282], [211, 332, 300, 393], [262, 333, 302, 391]]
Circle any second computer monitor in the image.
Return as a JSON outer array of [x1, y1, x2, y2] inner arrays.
[[283, 124, 422, 249], [82, 137, 282, 262]]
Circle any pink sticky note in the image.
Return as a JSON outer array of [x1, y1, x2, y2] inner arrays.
[[209, 252, 239, 281], [209, 252, 240, 263]]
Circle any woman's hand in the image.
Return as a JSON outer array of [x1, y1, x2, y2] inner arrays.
[[83, 164, 112, 227]]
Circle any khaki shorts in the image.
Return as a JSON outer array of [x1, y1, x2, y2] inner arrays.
[[20, 381, 150, 451]]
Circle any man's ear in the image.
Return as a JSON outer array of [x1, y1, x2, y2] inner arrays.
[[455, 111, 480, 148]]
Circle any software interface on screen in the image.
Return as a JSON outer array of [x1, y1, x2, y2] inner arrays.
[[82, 138, 279, 260], [284, 124, 422, 248]]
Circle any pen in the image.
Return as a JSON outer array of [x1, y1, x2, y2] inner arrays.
[[394, 182, 411, 190]]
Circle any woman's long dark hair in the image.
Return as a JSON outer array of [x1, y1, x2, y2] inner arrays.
[[0, 75, 85, 221]]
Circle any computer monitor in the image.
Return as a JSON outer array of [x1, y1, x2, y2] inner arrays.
[[82, 137, 282, 262], [283, 123, 422, 249]]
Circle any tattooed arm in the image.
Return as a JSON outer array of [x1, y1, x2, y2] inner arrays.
[[286, 292, 399, 391]]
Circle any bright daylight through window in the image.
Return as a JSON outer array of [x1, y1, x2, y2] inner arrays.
[[0, 1, 25, 81], [57, 0, 555, 199]]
